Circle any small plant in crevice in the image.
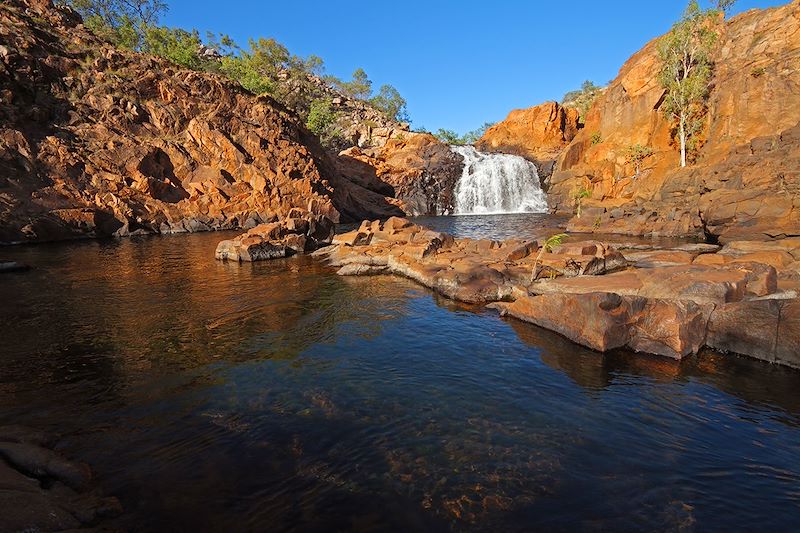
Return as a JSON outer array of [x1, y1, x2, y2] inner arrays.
[[530, 233, 568, 282], [572, 187, 591, 218], [590, 131, 603, 145]]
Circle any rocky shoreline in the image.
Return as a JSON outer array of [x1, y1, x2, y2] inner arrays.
[[217, 218, 800, 369]]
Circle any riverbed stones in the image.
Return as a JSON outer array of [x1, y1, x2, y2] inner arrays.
[[215, 211, 334, 262], [0, 425, 122, 531]]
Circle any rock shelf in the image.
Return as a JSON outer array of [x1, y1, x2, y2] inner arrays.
[[219, 218, 800, 368]]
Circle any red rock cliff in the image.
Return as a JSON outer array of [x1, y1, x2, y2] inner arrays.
[[548, 2, 800, 242], [475, 102, 581, 177]]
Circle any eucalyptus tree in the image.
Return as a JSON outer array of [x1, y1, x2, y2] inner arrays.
[[658, 1, 718, 167]]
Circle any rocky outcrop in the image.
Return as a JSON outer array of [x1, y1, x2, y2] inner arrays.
[[475, 102, 581, 179], [0, 0, 401, 244], [281, 72, 412, 151], [543, 2, 800, 241], [215, 208, 334, 261], [0, 425, 121, 531], [299, 219, 800, 367], [335, 133, 464, 215]]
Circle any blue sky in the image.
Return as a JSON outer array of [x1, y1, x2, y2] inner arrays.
[[162, 0, 786, 134]]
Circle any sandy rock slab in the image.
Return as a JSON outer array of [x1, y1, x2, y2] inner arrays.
[[0, 425, 122, 531], [215, 209, 334, 262]]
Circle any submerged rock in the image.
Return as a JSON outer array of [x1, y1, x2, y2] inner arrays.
[[0, 260, 30, 273], [0, 425, 122, 531]]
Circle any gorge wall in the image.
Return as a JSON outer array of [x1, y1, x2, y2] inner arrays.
[[0, 0, 402, 243], [545, 2, 800, 242]]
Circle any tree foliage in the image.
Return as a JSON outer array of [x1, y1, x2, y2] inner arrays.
[[658, 0, 718, 167], [716, 0, 737, 14], [141, 26, 203, 69], [432, 122, 494, 145], [306, 98, 341, 148], [338, 68, 372, 100], [69, 0, 167, 48], [67, 0, 411, 146], [561, 80, 604, 123], [369, 84, 408, 122]]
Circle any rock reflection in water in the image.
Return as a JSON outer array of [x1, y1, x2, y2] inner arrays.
[[0, 230, 799, 531]]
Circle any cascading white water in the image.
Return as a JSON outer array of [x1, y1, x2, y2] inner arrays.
[[451, 146, 548, 215]]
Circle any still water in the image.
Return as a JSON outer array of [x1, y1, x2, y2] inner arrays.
[[1, 216, 799, 531]]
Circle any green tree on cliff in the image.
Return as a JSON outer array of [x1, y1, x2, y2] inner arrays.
[[369, 84, 409, 122], [658, 1, 718, 167], [69, 0, 167, 48], [623, 144, 655, 177], [561, 80, 603, 123], [716, 0, 737, 14], [306, 98, 341, 148], [338, 68, 373, 100]]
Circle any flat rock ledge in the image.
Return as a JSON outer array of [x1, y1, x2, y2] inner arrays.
[[318, 219, 800, 369], [215, 216, 800, 368], [215, 209, 334, 261], [0, 425, 122, 531]]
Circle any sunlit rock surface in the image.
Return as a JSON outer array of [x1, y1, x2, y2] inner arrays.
[[305, 218, 800, 367]]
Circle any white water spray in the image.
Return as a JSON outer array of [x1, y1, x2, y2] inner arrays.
[[451, 146, 548, 215]]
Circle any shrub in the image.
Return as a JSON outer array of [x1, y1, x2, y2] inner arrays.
[[590, 132, 603, 145], [562, 80, 604, 123], [306, 98, 340, 148], [623, 144, 655, 176]]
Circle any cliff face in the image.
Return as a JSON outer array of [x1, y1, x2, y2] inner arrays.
[[0, 0, 399, 243], [475, 102, 581, 179], [549, 2, 800, 242]]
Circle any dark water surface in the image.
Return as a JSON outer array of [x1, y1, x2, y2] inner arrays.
[[1, 220, 800, 531]]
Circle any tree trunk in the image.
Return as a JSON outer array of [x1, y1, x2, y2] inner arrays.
[[679, 115, 687, 167]]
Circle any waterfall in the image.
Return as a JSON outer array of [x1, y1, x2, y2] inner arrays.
[[451, 145, 548, 215]]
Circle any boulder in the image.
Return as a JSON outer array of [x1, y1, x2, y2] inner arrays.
[[492, 292, 631, 352], [215, 211, 333, 261], [493, 293, 711, 359]]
